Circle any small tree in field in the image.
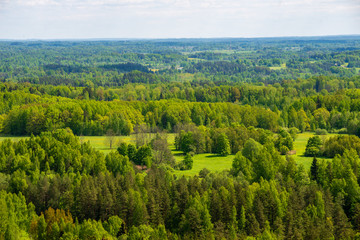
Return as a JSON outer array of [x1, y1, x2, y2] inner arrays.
[[183, 153, 193, 170], [105, 129, 116, 149]]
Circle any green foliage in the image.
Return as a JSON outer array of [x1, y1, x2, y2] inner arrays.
[[215, 133, 231, 156], [105, 152, 133, 176], [1, 39, 360, 240], [242, 138, 263, 160], [103, 216, 124, 237], [310, 157, 318, 181], [177, 153, 194, 171], [322, 135, 360, 158], [315, 128, 328, 135], [305, 136, 322, 157], [275, 129, 294, 155]]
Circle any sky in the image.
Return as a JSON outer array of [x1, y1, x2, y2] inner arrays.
[[0, 0, 359, 39]]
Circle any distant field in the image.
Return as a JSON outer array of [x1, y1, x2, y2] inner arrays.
[[177, 73, 195, 81], [269, 63, 286, 70]]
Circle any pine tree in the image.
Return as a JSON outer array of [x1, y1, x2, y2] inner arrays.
[[310, 157, 318, 181]]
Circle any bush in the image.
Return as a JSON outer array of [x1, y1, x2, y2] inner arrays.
[[288, 127, 300, 141], [175, 153, 194, 170], [304, 136, 322, 157], [199, 168, 210, 178], [280, 145, 289, 155], [183, 153, 193, 170], [315, 129, 328, 135]]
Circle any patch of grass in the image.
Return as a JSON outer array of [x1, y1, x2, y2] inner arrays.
[[169, 133, 234, 177], [269, 63, 286, 70], [80, 135, 136, 152], [173, 153, 234, 177], [292, 132, 339, 169], [0, 136, 29, 143], [0, 132, 342, 174], [0, 133, 177, 155], [177, 73, 195, 81]]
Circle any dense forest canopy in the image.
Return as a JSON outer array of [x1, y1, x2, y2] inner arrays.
[[1, 37, 360, 239]]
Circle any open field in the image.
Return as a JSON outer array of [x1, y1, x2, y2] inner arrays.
[[172, 150, 234, 177], [80, 135, 137, 155], [269, 63, 286, 70], [0, 131, 342, 176], [291, 132, 340, 169], [0, 136, 30, 142]]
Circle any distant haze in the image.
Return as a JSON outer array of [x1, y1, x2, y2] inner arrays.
[[0, 0, 359, 39]]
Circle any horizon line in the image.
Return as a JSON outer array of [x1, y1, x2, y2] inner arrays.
[[1, 34, 360, 41]]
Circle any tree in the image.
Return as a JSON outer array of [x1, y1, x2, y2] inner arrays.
[[242, 138, 262, 160], [183, 153, 193, 170], [231, 152, 253, 181], [135, 145, 152, 167], [105, 129, 116, 149], [305, 136, 322, 157], [176, 131, 195, 154], [117, 142, 128, 156], [216, 133, 231, 156], [127, 144, 137, 162], [310, 157, 318, 181], [103, 216, 124, 237], [151, 134, 175, 165]]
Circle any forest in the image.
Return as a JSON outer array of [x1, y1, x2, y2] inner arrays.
[[1, 36, 360, 239]]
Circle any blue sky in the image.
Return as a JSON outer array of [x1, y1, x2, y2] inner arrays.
[[0, 0, 359, 39]]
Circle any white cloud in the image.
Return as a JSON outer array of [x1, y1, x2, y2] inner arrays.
[[0, 0, 359, 38]]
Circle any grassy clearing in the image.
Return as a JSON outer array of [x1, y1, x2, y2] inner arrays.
[[0, 136, 29, 142], [0, 132, 341, 176], [269, 63, 286, 70], [0, 134, 176, 154], [167, 135, 234, 177], [172, 152, 234, 177], [80, 135, 137, 155], [177, 73, 195, 82], [292, 132, 339, 169]]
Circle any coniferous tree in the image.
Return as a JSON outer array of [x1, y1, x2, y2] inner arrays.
[[311, 157, 318, 182]]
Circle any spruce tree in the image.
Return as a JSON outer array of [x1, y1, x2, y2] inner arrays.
[[310, 157, 318, 181]]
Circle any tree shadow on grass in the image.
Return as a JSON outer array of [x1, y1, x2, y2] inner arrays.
[[173, 152, 184, 157], [206, 154, 224, 158]]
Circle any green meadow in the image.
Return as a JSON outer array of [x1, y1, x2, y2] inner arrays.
[[269, 63, 287, 70], [0, 131, 341, 176], [291, 132, 340, 169], [171, 150, 234, 177]]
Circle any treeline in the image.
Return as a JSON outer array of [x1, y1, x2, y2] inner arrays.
[[4, 74, 360, 106], [174, 124, 295, 156], [5, 78, 360, 136], [0, 93, 280, 135], [2, 129, 360, 239]]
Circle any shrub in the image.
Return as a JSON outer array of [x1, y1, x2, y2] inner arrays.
[[315, 129, 328, 135]]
